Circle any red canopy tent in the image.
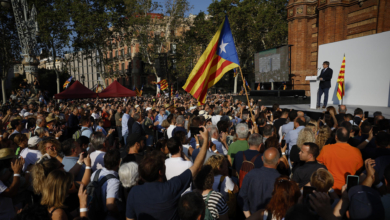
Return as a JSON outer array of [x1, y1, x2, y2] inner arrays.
[[54, 81, 98, 99], [98, 80, 136, 98]]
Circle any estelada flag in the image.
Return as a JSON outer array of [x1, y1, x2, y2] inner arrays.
[[182, 16, 240, 104], [63, 77, 72, 89], [245, 79, 251, 91], [337, 55, 345, 100], [158, 79, 168, 91]]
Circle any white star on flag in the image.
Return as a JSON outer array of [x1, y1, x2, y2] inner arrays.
[[219, 40, 228, 54]]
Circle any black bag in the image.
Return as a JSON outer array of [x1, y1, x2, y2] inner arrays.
[[86, 169, 117, 220]]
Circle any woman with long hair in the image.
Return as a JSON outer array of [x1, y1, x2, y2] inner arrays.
[[205, 155, 238, 202], [248, 176, 301, 220], [315, 125, 331, 150], [41, 170, 73, 220]]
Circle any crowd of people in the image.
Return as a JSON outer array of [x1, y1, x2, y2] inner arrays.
[[0, 91, 389, 220]]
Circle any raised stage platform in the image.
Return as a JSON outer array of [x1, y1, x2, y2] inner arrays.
[[270, 104, 390, 119], [235, 90, 309, 106]]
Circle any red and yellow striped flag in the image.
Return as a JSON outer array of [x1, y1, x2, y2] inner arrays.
[[182, 16, 240, 105], [337, 55, 345, 100], [170, 85, 173, 97], [158, 79, 168, 91]]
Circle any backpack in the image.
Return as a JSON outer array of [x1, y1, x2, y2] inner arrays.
[[203, 191, 215, 220], [218, 176, 237, 218], [86, 169, 117, 220], [73, 127, 89, 140], [239, 152, 261, 188]]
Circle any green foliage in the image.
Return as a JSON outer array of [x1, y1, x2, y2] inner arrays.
[[0, 5, 21, 79]]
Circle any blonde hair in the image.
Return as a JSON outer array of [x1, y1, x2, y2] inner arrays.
[[31, 158, 61, 195], [310, 168, 334, 192], [39, 139, 61, 155], [161, 119, 170, 128], [296, 128, 315, 149], [205, 154, 225, 175], [307, 119, 318, 133], [316, 126, 331, 150], [41, 170, 73, 209]]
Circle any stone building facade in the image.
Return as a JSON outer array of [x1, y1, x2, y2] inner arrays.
[[287, 0, 390, 95]]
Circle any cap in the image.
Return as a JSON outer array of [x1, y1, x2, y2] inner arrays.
[[0, 148, 16, 160], [146, 107, 152, 111], [28, 136, 42, 148], [126, 133, 144, 148], [189, 106, 197, 111], [135, 105, 139, 108], [348, 185, 385, 220]]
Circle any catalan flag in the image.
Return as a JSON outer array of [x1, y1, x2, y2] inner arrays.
[[170, 85, 173, 97], [135, 88, 141, 97], [245, 79, 251, 91], [139, 85, 143, 96], [233, 68, 238, 78], [182, 16, 240, 104], [158, 79, 168, 91], [63, 77, 72, 89], [337, 55, 345, 100]]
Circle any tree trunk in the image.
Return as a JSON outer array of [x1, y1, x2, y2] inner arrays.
[[1, 78, 6, 104]]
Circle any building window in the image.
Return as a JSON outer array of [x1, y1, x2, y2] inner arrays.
[[122, 63, 125, 73], [121, 49, 124, 56], [115, 50, 118, 57]]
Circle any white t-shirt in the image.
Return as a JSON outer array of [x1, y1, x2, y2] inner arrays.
[[212, 115, 222, 125], [167, 125, 176, 139], [19, 148, 42, 172], [90, 168, 120, 214], [90, 150, 106, 172], [91, 113, 101, 120], [0, 180, 15, 220], [165, 157, 193, 193], [212, 174, 235, 202]]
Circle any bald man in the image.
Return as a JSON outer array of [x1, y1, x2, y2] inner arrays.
[[238, 147, 281, 218], [317, 127, 363, 193], [336, 105, 347, 124]]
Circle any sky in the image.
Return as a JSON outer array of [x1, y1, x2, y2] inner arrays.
[[158, 0, 212, 15], [189, 0, 212, 15]]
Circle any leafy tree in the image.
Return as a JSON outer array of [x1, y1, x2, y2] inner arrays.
[[0, 5, 21, 103], [29, 0, 73, 94]]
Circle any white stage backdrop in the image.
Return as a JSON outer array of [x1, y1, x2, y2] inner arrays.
[[317, 31, 390, 107]]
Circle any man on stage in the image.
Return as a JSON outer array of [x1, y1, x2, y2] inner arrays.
[[317, 61, 333, 109]]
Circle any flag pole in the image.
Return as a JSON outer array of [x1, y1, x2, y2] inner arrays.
[[238, 66, 254, 120]]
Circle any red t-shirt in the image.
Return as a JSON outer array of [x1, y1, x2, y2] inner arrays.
[[102, 111, 111, 128]]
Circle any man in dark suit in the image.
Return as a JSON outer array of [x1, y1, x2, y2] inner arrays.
[[317, 61, 333, 109], [131, 113, 145, 138]]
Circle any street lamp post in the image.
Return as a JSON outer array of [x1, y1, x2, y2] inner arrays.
[[81, 74, 85, 85]]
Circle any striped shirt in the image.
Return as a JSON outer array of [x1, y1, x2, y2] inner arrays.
[[202, 191, 229, 219]]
